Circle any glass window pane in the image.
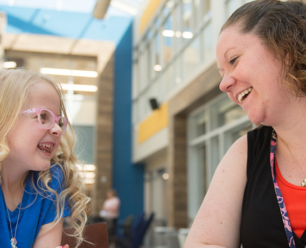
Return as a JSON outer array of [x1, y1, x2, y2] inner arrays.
[[210, 96, 247, 129], [140, 49, 148, 91], [210, 136, 219, 182], [149, 41, 154, 81], [133, 61, 139, 98], [174, 57, 182, 88], [203, 21, 214, 63], [154, 33, 162, 74], [148, 80, 158, 103], [174, 2, 182, 49], [146, 45, 151, 84], [155, 16, 161, 30], [188, 144, 206, 222], [73, 125, 95, 164], [183, 35, 200, 80], [194, 0, 200, 28], [189, 109, 207, 139], [159, 72, 167, 102], [132, 101, 138, 124], [202, 0, 211, 18], [164, 63, 173, 96], [162, 15, 173, 65], [224, 123, 253, 151], [144, 89, 151, 117], [155, 76, 163, 103], [163, 0, 175, 16], [183, 0, 193, 41]]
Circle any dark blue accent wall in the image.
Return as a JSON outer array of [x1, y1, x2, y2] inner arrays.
[[113, 21, 144, 222]]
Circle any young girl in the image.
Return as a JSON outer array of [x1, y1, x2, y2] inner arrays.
[[0, 69, 89, 248]]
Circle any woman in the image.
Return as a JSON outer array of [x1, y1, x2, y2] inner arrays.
[[184, 1, 306, 247], [100, 189, 120, 244]]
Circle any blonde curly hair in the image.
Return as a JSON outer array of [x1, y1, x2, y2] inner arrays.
[[0, 68, 90, 247]]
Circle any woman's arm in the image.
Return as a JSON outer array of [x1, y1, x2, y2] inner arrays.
[[32, 219, 64, 248], [184, 135, 248, 248]]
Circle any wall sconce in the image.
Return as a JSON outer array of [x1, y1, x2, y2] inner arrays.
[[149, 98, 159, 110]]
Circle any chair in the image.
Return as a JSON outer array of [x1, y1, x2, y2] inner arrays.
[[61, 222, 109, 248], [117, 215, 135, 237], [116, 213, 155, 248], [131, 213, 154, 248]]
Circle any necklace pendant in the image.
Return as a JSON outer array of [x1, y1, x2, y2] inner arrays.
[[302, 179, 306, 187], [10, 238, 17, 248]]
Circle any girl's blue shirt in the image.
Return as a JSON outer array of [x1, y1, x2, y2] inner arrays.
[[0, 165, 71, 248]]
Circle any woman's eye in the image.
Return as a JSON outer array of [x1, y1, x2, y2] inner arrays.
[[230, 57, 238, 65]]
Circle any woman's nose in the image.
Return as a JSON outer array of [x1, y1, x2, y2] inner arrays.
[[219, 73, 236, 92], [50, 122, 63, 136]]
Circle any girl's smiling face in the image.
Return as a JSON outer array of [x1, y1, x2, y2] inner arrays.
[[216, 25, 292, 126], [3, 80, 63, 173]]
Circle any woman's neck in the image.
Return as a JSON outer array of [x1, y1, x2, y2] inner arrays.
[[273, 97, 306, 150]]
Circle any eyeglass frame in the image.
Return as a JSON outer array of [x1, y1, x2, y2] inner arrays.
[[20, 107, 67, 135]]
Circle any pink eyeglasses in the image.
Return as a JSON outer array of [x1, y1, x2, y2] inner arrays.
[[21, 108, 67, 135]]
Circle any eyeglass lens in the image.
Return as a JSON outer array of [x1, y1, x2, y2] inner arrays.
[[39, 109, 65, 131]]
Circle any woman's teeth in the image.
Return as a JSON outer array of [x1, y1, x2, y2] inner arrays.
[[238, 87, 253, 103]]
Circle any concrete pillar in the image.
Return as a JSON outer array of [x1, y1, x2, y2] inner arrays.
[[91, 55, 114, 215]]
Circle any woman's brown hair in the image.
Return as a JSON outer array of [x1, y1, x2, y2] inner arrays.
[[222, 0, 306, 96]]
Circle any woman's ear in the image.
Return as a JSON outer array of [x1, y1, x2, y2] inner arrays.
[[285, 52, 290, 66]]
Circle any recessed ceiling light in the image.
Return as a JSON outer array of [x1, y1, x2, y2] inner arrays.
[[40, 68, 98, 78]]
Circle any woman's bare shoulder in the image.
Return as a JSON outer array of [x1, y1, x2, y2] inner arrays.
[[184, 135, 248, 248]]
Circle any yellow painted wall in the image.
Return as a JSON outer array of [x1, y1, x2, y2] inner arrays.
[[138, 102, 168, 143], [140, 0, 164, 33]]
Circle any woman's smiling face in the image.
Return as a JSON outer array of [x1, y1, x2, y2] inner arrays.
[[216, 25, 291, 126]]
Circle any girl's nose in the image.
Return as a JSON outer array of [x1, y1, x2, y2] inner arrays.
[[219, 73, 236, 92], [50, 122, 63, 136]]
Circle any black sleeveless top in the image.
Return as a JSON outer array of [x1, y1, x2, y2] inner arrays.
[[240, 126, 306, 248]]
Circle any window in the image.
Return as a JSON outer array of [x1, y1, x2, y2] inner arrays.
[[182, 35, 200, 81], [73, 125, 95, 164], [163, 0, 175, 17], [153, 33, 162, 75], [201, 0, 211, 18], [187, 93, 252, 224], [162, 15, 174, 64], [183, 0, 193, 42], [202, 21, 214, 63]]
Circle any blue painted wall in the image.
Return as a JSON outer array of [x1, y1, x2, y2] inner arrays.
[[113, 21, 144, 222], [0, 5, 132, 45]]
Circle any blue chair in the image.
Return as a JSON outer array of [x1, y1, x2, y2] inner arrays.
[[131, 213, 154, 248], [116, 212, 154, 248]]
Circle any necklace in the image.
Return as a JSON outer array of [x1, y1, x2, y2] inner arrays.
[[1, 187, 22, 248], [281, 138, 306, 187], [5, 202, 21, 248]]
